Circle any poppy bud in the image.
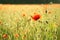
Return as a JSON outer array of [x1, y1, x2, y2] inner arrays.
[[48, 11, 51, 14]]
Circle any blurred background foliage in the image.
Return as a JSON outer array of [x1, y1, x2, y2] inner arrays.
[[0, 0, 60, 4]]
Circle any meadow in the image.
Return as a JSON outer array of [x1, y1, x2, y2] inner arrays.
[[0, 4, 60, 40]]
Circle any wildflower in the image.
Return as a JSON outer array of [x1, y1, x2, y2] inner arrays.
[[22, 13, 25, 17], [2, 34, 8, 38], [31, 14, 41, 21], [0, 20, 2, 25], [14, 34, 19, 38]]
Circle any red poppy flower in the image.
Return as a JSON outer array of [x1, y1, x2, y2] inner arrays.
[[0, 20, 2, 25], [22, 13, 25, 17], [31, 14, 41, 21], [14, 34, 19, 38], [2, 34, 8, 38]]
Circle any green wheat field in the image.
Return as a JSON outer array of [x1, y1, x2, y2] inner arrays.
[[0, 4, 60, 40]]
